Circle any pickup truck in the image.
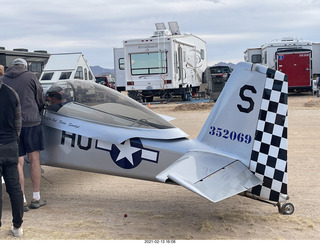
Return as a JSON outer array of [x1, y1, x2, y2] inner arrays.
[[95, 76, 115, 89]]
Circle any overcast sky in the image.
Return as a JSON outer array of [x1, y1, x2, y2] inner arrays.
[[1, 0, 320, 68]]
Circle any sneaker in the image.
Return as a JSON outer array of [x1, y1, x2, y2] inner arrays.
[[30, 198, 47, 209], [11, 226, 23, 237], [24, 202, 29, 212]]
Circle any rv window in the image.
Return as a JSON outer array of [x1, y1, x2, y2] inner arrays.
[[59, 72, 72, 80], [30, 62, 42, 73], [119, 58, 125, 70], [130, 52, 167, 75], [41, 72, 54, 80], [200, 49, 205, 60], [251, 54, 262, 63], [89, 71, 93, 80], [74, 66, 83, 79], [84, 68, 88, 80], [264, 51, 267, 65]]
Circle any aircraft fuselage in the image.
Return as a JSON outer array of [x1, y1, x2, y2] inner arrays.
[[40, 126, 195, 182]]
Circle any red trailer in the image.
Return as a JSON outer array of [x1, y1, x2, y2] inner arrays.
[[244, 38, 318, 94], [276, 50, 312, 92]]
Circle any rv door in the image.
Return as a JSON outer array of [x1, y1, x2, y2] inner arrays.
[[113, 48, 125, 91], [178, 45, 185, 83]]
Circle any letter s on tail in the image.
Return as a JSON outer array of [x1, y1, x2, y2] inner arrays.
[[196, 62, 288, 203]]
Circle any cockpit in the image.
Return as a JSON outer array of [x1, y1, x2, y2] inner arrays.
[[44, 80, 175, 130]]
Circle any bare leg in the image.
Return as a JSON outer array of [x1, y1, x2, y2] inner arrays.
[[27, 151, 41, 193]]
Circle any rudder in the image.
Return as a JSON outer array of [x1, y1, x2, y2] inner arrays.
[[249, 68, 288, 203]]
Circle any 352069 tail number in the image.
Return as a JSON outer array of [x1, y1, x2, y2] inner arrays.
[[209, 126, 252, 144]]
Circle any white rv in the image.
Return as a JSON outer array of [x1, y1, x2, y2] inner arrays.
[[244, 38, 320, 92], [40, 53, 95, 93], [114, 22, 207, 101]]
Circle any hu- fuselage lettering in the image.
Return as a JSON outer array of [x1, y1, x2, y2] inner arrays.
[[61, 131, 92, 150]]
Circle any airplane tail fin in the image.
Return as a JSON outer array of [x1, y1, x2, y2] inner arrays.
[[196, 62, 288, 202]]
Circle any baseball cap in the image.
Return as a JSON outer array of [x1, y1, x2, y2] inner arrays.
[[12, 58, 28, 67]]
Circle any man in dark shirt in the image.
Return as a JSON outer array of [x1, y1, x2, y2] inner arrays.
[[1, 58, 46, 211], [0, 79, 24, 237]]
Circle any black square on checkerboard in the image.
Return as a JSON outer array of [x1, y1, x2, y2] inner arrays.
[[251, 150, 259, 162], [272, 80, 283, 91], [263, 176, 273, 188], [278, 148, 287, 161], [269, 190, 280, 202], [279, 92, 287, 104], [256, 163, 266, 175], [274, 169, 284, 182], [275, 114, 286, 126], [268, 101, 278, 113], [266, 156, 277, 168], [254, 130, 263, 141], [260, 142, 270, 155], [281, 183, 287, 194], [263, 89, 271, 100], [271, 135, 281, 147], [264, 122, 274, 134], [259, 110, 267, 121], [266, 69, 275, 79]]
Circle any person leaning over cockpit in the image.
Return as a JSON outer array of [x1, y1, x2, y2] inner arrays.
[[46, 87, 69, 112]]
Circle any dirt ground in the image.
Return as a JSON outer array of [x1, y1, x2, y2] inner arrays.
[[1, 94, 320, 240]]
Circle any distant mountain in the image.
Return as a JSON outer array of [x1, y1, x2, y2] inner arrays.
[[90, 66, 114, 76], [90, 63, 236, 77], [214, 62, 236, 69]]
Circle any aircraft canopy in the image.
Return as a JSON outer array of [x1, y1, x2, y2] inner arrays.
[[45, 80, 175, 130]]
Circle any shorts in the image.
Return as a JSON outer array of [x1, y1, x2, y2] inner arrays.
[[18, 124, 44, 156]]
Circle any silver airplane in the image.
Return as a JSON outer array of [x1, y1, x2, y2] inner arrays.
[[38, 62, 294, 215]]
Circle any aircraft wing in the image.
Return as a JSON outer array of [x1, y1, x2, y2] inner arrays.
[[156, 151, 262, 202]]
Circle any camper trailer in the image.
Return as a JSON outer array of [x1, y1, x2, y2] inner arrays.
[[244, 38, 320, 93], [114, 22, 207, 101], [40, 53, 95, 92], [0, 47, 49, 78]]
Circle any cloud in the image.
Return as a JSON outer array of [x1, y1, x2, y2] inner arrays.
[[1, 0, 320, 67]]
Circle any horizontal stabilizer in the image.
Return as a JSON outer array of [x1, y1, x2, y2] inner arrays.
[[157, 113, 175, 122], [156, 151, 261, 202]]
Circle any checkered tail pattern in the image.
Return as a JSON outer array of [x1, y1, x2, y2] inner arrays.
[[249, 68, 288, 203]]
